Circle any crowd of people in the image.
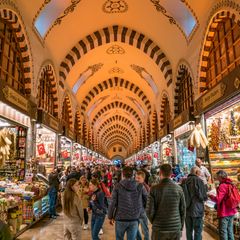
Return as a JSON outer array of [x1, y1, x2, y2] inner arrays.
[[45, 159, 239, 240]]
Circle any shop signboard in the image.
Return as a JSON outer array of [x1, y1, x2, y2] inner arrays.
[[0, 81, 37, 119], [159, 125, 168, 139], [37, 110, 59, 132], [194, 66, 240, 115], [171, 108, 194, 130]]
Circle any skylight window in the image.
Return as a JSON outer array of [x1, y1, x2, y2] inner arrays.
[[34, 0, 70, 38], [162, 0, 197, 37]]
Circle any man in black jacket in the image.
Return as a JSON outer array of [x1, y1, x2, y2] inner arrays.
[[108, 166, 148, 240], [146, 164, 186, 240], [182, 166, 208, 240]]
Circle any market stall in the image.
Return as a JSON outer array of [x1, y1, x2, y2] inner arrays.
[[72, 142, 82, 166], [59, 136, 72, 169], [171, 109, 196, 174], [34, 110, 59, 175], [194, 66, 240, 238]]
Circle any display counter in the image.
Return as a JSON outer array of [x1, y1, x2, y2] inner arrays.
[[0, 179, 49, 238]]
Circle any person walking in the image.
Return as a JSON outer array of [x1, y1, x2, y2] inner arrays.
[[89, 179, 107, 240], [135, 170, 150, 240], [182, 166, 208, 240], [62, 178, 83, 240], [108, 166, 148, 240], [146, 164, 186, 240], [209, 170, 239, 240], [48, 168, 60, 219], [79, 175, 90, 230]]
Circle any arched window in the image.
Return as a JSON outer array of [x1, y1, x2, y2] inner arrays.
[[0, 18, 25, 95], [38, 68, 56, 116], [205, 17, 240, 90], [62, 97, 71, 127], [176, 67, 194, 115]]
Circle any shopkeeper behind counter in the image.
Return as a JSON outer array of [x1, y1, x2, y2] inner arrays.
[[195, 158, 211, 190]]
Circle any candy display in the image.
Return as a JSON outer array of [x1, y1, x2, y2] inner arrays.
[[206, 101, 240, 185]]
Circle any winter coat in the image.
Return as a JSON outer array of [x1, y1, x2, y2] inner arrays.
[[89, 189, 107, 217], [146, 178, 186, 232], [108, 178, 148, 221], [79, 183, 90, 209], [48, 172, 60, 191], [182, 174, 207, 217], [63, 194, 84, 224], [210, 178, 238, 218]]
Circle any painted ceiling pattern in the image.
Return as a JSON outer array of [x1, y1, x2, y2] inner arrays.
[[21, 0, 219, 158]]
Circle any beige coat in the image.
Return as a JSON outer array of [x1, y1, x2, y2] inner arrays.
[[63, 194, 84, 224], [79, 184, 90, 209]]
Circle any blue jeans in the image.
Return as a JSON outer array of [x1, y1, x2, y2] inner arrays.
[[185, 216, 203, 240], [48, 188, 57, 216], [219, 216, 234, 240], [116, 220, 138, 240], [91, 214, 105, 240], [136, 213, 150, 240]]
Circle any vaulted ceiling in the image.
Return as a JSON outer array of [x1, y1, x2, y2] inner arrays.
[[16, 0, 214, 158]]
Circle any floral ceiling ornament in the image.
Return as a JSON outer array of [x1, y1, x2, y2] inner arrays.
[[103, 0, 128, 14], [43, 0, 82, 39], [149, 0, 176, 24], [106, 45, 125, 54], [109, 67, 124, 74]]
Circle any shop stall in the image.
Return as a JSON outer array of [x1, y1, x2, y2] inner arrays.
[[160, 134, 173, 165], [34, 110, 59, 175], [59, 136, 72, 169], [72, 142, 82, 166], [194, 66, 240, 238], [0, 82, 36, 181], [172, 109, 195, 174]]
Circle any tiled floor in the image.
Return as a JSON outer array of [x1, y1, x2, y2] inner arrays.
[[17, 213, 217, 240]]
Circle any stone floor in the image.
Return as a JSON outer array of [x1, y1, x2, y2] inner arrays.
[[17, 213, 217, 240]]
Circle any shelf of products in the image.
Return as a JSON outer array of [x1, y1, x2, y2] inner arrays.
[[59, 136, 72, 168], [206, 101, 240, 184], [36, 126, 56, 175], [204, 199, 240, 238], [0, 179, 49, 237]]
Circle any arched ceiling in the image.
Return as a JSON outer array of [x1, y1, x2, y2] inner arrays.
[[16, 0, 214, 158]]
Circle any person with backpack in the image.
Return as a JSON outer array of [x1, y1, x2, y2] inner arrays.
[[108, 166, 148, 240], [89, 178, 107, 240], [209, 170, 240, 240], [182, 166, 208, 240]]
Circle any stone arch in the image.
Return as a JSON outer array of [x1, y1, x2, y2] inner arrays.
[[61, 92, 73, 128], [174, 62, 194, 116], [0, 6, 33, 95], [160, 92, 171, 128], [37, 62, 59, 117], [59, 25, 172, 86], [198, 1, 240, 94]]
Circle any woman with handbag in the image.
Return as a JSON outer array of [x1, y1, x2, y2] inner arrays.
[[89, 179, 107, 240]]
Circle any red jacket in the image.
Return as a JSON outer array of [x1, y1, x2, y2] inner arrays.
[[210, 178, 237, 218]]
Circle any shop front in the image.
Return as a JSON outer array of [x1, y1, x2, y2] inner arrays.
[[172, 108, 196, 174], [72, 142, 82, 166], [195, 66, 240, 237], [159, 125, 173, 165], [0, 82, 36, 181], [34, 110, 59, 175], [59, 127, 74, 169]]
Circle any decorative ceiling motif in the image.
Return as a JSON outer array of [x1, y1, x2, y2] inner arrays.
[[103, 0, 128, 14], [130, 64, 159, 93], [149, 0, 199, 42], [150, 0, 176, 25], [106, 44, 125, 54], [72, 63, 104, 94], [109, 67, 124, 74], [34, 0, 82, 39], [59, 25, 172, 86]]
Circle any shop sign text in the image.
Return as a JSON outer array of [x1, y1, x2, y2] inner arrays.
[[2, 86, 28, 112]]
